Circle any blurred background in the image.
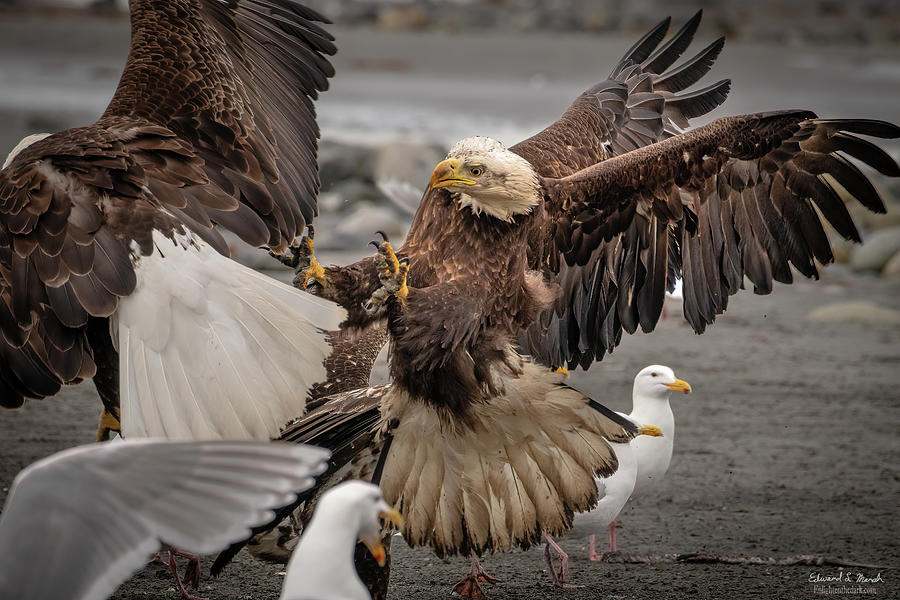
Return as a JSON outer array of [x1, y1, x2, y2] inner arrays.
[[0, 3, 898, 598]]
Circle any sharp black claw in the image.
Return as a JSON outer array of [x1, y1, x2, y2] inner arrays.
[[369, 240, 381, 250], [375, 230, 389, 242], [307, 224, 315, 239], [399, 257, 410, 267]]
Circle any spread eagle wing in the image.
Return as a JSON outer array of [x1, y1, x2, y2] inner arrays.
[[510, 10, 728, 179], [539, 111, 899, 363], [506, 11, 731, 367], [0, 0, 338, 410], [0, 440, 330, 600]]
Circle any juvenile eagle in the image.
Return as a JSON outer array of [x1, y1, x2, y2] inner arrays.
[[0, 0, 346, 440]]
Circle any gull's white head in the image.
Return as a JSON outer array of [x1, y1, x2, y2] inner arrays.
[[3, 133, 51, 169], [428, 136, 541, 222], [317, 480, 403, 567], [633, 365, 692, 399]]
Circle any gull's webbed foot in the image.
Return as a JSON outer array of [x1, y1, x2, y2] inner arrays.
[[96, 407, 120, 442], [365, 233, 409, 315], [269, 226, 327, 290]]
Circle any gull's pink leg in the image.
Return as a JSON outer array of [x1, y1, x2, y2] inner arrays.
[[541, 531, 583, 588], [171, 547, 202, 588], [588, 534, 603, 561], [150, 547, 206, 600], [608, 520, 617, 553]]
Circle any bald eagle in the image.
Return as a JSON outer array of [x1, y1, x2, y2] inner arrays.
[[239, 10, 900, 593], [0, 0, 347, 440]]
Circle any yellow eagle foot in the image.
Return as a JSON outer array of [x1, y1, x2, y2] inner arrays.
[[365, 233, 409, 315], [96, 407, 121, 442], [270, 226, 327, 290]]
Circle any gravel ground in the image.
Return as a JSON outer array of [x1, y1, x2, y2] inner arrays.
[[1, 266, 897, 599]]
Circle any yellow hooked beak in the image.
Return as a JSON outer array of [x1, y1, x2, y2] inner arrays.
[[637, 424, 664, 437], [664, 378, 692, 394], [429, 158, 476, 189], [361, 508, 404, 567]]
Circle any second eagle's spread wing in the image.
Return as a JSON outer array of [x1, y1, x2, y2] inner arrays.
[[103, 0, 335, 251], [541, 112, 899, 359], [0, 0, 342, 416], [507, 11, 730, 367]]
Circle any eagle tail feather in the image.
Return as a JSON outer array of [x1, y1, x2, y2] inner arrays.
[[117, 231, 345, 440]]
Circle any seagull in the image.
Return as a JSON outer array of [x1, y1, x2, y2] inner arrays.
[[542, 419, 664, 587], [629, 365, 691, 496], [588, 365, 691, 559], [0, 439, 330, 600], [280, 480, 403, 600]]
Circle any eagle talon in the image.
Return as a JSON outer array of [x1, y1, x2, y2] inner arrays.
[[365, 242, 409, 315], [281, 227, 327, 290], [268, 244, 302, 269]]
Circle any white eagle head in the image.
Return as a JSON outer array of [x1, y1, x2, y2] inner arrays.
[[428, 136, 541, 222]]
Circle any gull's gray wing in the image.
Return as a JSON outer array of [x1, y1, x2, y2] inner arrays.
[[0, 440, 329, 600]]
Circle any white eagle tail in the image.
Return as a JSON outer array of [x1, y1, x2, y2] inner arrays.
[[117, 232, 345, 440]]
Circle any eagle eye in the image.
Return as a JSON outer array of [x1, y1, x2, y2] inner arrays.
[[469, 165, 484, 177]]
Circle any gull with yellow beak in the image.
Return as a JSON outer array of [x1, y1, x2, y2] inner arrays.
[[280, 480, 403, 600], [589, 365, 692, 560]]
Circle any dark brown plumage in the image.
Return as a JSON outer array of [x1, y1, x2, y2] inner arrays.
[[0, 0, 336, 413]]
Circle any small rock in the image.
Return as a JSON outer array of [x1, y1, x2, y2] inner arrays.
[[850, 226, 900, 272], [807, 301, 900, 324], [882, 250, 900, 279]]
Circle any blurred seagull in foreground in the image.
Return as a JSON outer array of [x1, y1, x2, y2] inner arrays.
[[588, 365, 691, 559], [0, 440, 329, 600], [280, 480, 403, 600]]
